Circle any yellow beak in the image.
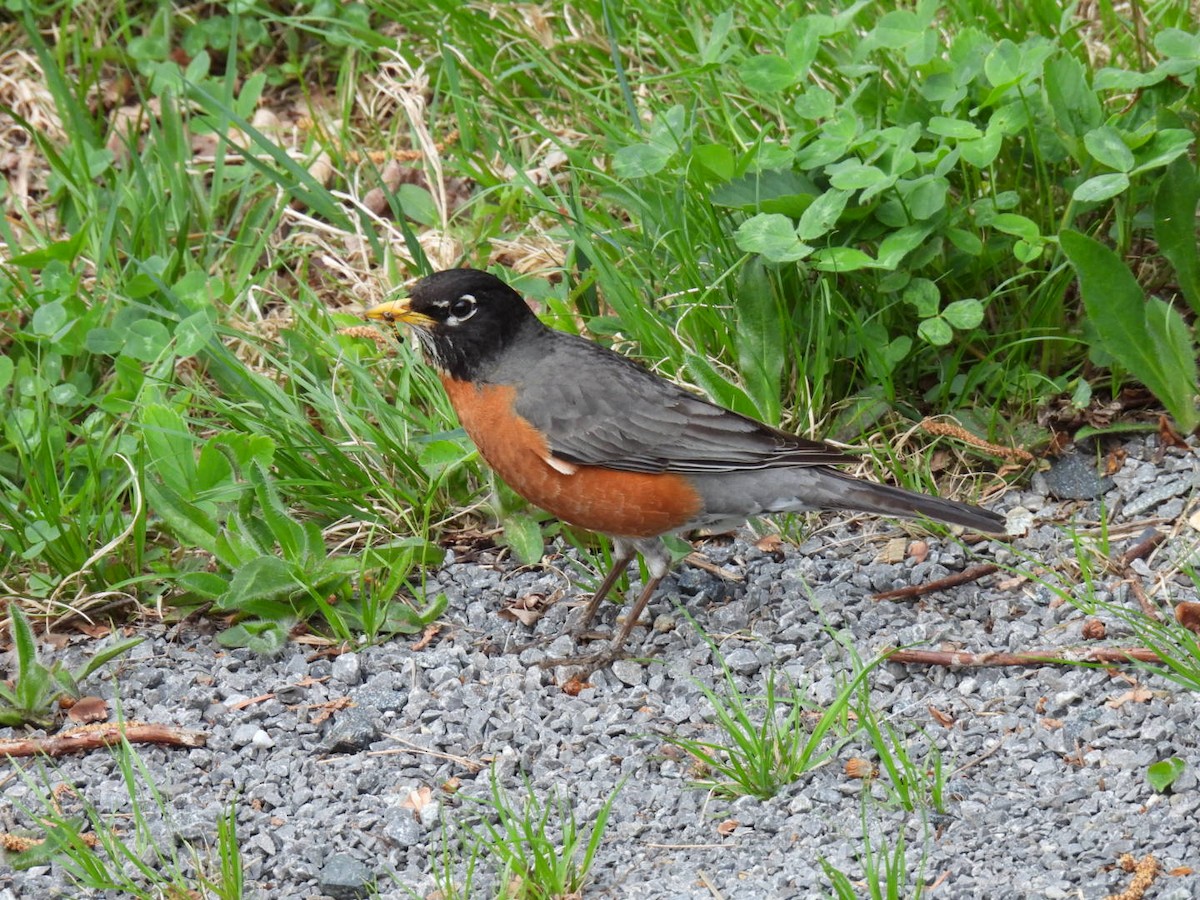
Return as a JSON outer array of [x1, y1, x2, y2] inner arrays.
[[363, 298, 436, 328]]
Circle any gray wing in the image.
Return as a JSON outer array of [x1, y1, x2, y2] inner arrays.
[[505, 331, 853, 475]]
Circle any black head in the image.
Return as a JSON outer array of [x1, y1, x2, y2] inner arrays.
[[365, 268, 539, 380]]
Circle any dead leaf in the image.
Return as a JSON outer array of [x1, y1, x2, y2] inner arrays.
[[927, 705, 954, 728], [75, 622, 113, 639], [1157, 416, 1189, 450], [844, 758, 877, 779], [1039, 717, 1063, 730], [1105, 688, 1153, 709], [401, 786, 434, 814], [499, 594, 552, 627], [716, 819, 739, 837], [561, 677, 591, 696], [881, 537, 906, 565], [411, 623, 441, 651], [754, 533, 783, 554], [1174, 602, 1200, 635], [441, 777, 461, 794], [909, 540, 929, 563], [67, 696, 109, 725], [1082, 619, 1107, 640]]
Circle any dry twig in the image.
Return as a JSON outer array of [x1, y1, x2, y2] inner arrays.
[[0, 722, 206, 758], [886, 647, 1163, 668]]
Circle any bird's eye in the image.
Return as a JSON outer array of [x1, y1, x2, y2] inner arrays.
[[449, 295, 476, 320]]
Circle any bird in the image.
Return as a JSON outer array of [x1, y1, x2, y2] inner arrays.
[[366, 268, 1005, 670]]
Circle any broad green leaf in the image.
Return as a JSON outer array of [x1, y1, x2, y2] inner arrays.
[[917, 316, 953, 345], [1093, 67, 1165, 91], [877, 225, 932, 270], [1062, 230, 1199, 431], [684, 352, 758, 418], [647, 105, 687, 150], [734, 259, 783, 423], [396, 183, 438, 226], [711, 170, 818, 215], [827, 160, 886, 191], [733, 214, 812, 263], [796, 189, 849, 241], [225, 555, 300, 605], [178, 571, 231, 599], [1083, 126, 1134, 172], [141, 404, 196, 494], [502, 513, 544, 566], [903, 278, 940, 317], [30, 300, 68, 338], [873, 10, 921, 49], [927, 117, 981, 140], [194, 441, 237, 494], [898, 176, 948, 220], [785, 18, 821, 75], [144, 479, 219, 552], [418, 438, 472, 475], [1154, 158, 1200, 315], [1072, 173, 1130, 203], [216, 620, 289, 654], [1154, 28, 1200, 60], [990, 213, 1041, 242], [794, 87, 835, 120], [85, 327, 125, 354], [121, 319, 172, 362], [699, 10, 734, 66], [960, 132, 1002, 168], [1045, 54, 1102, 139], [612, 143, 673, 178], [1147, 757, 1186, 793], [0, 356, 12, 392], [740, 55, 797, 93], [5, 231, 85, 268], [175, 310, 215, 358], [942, 298, 985, 329], [948, 227, 984, 256], [1131, 129, 1194, 175], [693, 143, 735, 181], [984, 39, 1022, 86], [811, 246, 875, 272]]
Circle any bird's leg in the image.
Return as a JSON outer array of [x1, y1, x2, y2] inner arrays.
[[574, 539, 636, 633], [541, 539, 674, 674], [607, 571, 665, 651]]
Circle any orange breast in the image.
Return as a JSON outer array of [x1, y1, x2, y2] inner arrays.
[[441, 376, 702, 539]]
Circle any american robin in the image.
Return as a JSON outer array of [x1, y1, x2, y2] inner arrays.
[[366, 268, 1004, 668]]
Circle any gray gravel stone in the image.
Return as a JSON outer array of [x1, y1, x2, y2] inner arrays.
[[318, 853, 374, 899], [2, 435, 1198, 900], [1042, 452, 1113, 499]]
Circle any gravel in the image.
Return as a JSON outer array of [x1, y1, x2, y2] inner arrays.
[[2, 436, 1198, 899]]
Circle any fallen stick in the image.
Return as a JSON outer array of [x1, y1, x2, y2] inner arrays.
[[872, 564, 999, 601], [0, 722, 206, 759], [1118, 529, 1165, 567], [886, 647, 1163, 668]]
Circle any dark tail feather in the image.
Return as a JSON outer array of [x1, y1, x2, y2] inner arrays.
[[823, 470, 1005, 533]]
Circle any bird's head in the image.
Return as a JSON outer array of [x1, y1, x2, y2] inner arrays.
[[365, 268, 538, 379]]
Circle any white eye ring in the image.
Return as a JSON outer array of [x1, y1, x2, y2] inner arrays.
[[448, 294, 476, 321]]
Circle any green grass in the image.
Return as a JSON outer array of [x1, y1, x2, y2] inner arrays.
[[1, 2, 1196, 645], [664, 625, 883, 799], [8, 741, 243, 899], [461, 771, 622, 900]]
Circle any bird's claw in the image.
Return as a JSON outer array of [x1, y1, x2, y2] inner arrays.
[[537, 642, 635, 676]]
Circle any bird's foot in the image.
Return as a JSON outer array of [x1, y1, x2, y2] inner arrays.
[[537, 641, 635, 676]]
